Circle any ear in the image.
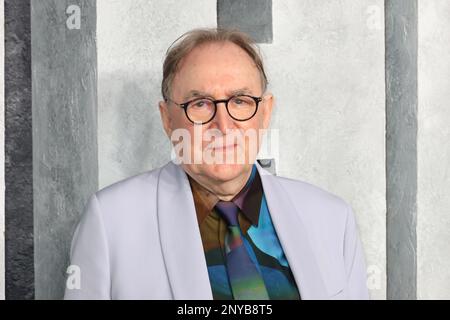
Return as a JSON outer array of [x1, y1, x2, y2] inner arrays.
[[261, 93, 274, 130], [159, 100, 173, 138]]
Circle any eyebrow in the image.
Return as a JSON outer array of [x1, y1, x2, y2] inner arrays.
[[182, 87, 254, 101]]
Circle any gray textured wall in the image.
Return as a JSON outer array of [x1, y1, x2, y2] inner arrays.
[[0, 0, 4, 300], [217, 0, 273, 43], [1, 0, 446, 300], [4, 0, 34, 300], [32, 0, 97, 299], [385, 0, 418, 300]]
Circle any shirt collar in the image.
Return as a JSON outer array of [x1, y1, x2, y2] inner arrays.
[[187, 164, 263, 227]]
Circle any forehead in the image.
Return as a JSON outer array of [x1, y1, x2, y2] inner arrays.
[[172, 41, 261, 97]]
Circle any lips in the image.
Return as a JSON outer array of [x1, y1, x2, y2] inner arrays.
[[210, 143, 238, 151]]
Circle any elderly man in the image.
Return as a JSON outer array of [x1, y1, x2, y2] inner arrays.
[[64, 28, 369, 300]]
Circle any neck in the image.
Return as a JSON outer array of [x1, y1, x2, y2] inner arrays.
[[183, 165, 253, 201]]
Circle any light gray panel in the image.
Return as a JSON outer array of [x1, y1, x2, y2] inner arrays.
[[385, 0, 418, 300], [32, 0, 97, 299]]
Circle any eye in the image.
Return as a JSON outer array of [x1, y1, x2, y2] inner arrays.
[[191, 99, 210, 108], [232, 96, 252, 106]]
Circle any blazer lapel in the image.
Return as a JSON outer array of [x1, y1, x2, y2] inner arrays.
[[156, 161, 213, 299], [255, 162, 329, 299]]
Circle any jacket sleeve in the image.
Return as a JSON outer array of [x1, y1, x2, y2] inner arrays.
[[343, 204, 370, 299], [64, 193, 111, 299]]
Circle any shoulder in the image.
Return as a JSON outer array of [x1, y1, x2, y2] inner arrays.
[[88, 163, 169, 224], [269, 174, 353, 230], [95, 165, 162, 203], [276, 175, 349, 209]]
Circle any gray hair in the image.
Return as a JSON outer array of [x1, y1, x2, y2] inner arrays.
[[161, 28, 268, 101]]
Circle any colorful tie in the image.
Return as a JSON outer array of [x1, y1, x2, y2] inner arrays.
[[214, 201, 270, 300]]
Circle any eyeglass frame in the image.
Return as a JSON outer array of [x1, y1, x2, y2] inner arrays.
[[165, 94, 264, 125]]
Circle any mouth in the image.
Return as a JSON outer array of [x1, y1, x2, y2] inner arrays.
[[209, 143, 238, 152]]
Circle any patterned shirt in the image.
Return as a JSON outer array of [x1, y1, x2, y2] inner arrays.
[[187, 164, 301, 300]]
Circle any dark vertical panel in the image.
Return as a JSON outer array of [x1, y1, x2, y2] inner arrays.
[[4, 0, 34, 300], [217, 0, 272, 43], [385, 0, 418, 300], [32, 0, 98, 299]]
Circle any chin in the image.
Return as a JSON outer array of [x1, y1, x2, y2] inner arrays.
[[186, 163, 250, 183]]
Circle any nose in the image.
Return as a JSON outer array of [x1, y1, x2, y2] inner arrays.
[[210, 101, 235, 134]]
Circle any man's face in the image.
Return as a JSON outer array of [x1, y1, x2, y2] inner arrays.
[[159, 41, 274, 184]]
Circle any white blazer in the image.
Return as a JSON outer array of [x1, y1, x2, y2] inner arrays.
[[64, 160, 369, 300]]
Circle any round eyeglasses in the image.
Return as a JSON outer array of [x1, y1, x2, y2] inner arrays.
[[166, 94, 263, 125]]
